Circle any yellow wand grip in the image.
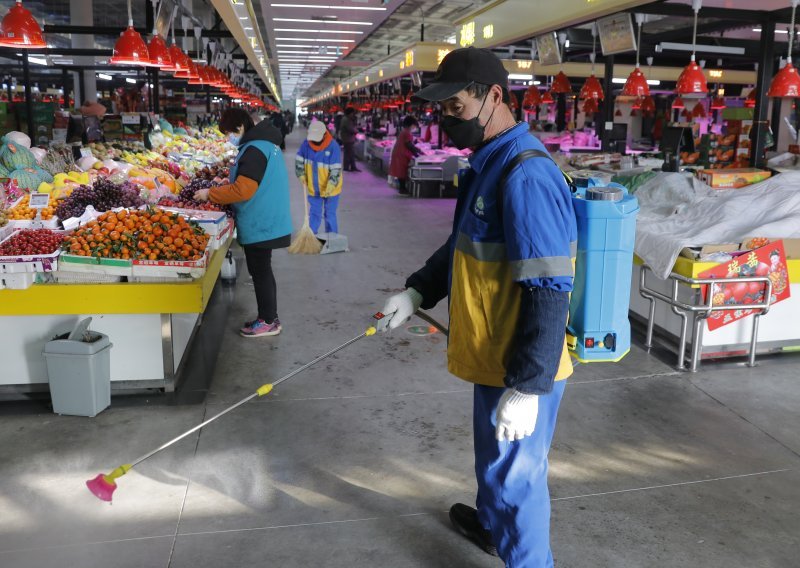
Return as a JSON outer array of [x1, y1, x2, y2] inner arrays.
[[365, 326, 377, 337], [104, 464, 132, 483], [256, 384, 274, 397]]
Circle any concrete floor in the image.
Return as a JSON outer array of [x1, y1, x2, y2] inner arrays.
[[1, 129, 799, 568]]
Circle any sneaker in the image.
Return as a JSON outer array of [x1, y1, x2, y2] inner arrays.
[[449, 503, 498, 557], [240, 318, 282, 338], [240, 319, 259, 334]]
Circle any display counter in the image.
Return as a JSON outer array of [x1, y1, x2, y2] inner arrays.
[[0, 237, 232, 393]]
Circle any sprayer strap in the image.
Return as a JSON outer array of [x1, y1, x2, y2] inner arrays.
[[497, 149, 575, 220]]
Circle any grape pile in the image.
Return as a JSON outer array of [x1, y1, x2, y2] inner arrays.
[[55, 179, 144, 220], [194, 164, 230, 181], [157, 178, 233, 216]]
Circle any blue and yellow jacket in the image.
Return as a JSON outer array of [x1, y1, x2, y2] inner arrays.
[[406, 123, 577, 393], [295, 133, 343, 198]]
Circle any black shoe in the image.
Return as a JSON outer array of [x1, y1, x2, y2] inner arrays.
[[449, 503, 499, 557], [351, 168, 362, 172]]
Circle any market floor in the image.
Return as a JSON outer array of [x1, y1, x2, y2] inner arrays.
[[2, 129, 800, 568]]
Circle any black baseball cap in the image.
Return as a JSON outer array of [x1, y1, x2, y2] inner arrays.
[[414, 47, 509, 102]]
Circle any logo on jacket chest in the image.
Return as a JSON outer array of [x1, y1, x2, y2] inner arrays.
[[474, 196, 485, 217]]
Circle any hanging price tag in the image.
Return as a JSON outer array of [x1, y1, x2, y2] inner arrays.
[[28, 193, 50, 209]]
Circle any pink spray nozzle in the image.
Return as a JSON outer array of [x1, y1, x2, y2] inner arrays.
[[86, 474, 117, 502]]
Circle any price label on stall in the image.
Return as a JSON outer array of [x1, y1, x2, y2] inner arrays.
[[79, 147, 93, 158], [28, 193, 50, 209], [122, 112, 140, 125]]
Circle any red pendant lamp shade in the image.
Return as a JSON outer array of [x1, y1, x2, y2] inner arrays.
[[710, 96, 726, 110], [0, 1, 46, 48], [744, 89, 756, 107], [522, 85, 542, 108], [615, 107, 622, 117], [551, 71, 572, 94], [111, 26, 151, 66], [175, 58, 199, 80], [169, 44, 190, 75], [675, 59, 708, 95], [147, 34, 173, 69], [621, 67, 650, 98], [692, 102, 706, 118], [579, 75, 604, 101], [768, 62, 800, 97], [631, 97, 642, 110], [541, 90, 555, 104], [672, 96, 685, 109], [640, 95, 656, 114], [582, 97, 599, 114]]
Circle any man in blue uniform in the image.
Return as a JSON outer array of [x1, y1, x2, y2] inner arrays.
[[379, 48, 577, 567]]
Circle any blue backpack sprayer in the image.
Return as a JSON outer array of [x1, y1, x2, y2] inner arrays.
[[499, 151, 640, 363]]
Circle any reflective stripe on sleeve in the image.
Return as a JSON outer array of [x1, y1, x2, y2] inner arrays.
[[511, 256, 574, 280]]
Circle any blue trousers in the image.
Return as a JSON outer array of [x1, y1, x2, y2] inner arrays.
[[308, 195, 340, 234], [474, 379, 566, 568]]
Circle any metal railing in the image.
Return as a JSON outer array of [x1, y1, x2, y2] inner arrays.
[[639, 265, 774, 371]]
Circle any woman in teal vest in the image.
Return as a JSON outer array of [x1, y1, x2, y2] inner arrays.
[[194, 108, 293, 338]]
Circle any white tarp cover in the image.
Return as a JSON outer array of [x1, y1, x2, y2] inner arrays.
[[633, 171, 800, 279]]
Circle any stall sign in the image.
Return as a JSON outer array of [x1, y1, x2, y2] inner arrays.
[[700, 240, 791, 331], [460, 21, 476, 47]]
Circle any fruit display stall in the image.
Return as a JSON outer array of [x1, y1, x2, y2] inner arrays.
[[0, 128, 237, 393]]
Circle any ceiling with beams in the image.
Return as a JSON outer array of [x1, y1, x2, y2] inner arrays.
[[260, 0, 493, 101]]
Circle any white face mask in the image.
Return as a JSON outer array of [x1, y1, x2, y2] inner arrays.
[[228, 133, 241, 146]]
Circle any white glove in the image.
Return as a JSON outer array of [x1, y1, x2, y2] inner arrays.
[[193, 188, 211, 202], [495, 389, 539, 441], [378, 288, 423, 332]]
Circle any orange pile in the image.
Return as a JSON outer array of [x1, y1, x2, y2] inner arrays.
[[7, 195, 56, 220], [63, 208, 210, 261]]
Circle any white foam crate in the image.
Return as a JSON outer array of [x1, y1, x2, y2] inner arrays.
[[7, 217, 60, 230], [1, 272, 36, 290], [52, 271, 123, 284], [0, 229, 65, 273]]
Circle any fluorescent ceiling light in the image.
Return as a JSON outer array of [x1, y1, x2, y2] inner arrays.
[[612, 78, 661, 86], [126, 77, 137, 84], [508, 73, 533, 80], [97, 73, 113, 80], [278, 50, 335, 54], [277, 44, 341, 49], [270, 3, 386, 10], [244, 27, 253, 30], [273, 18, 371, 26], [276, 38, 354, 43], [657, 42, 745, 55], [273, 29, 363, 34], [29, 57, 48, 65], [752, 28, 788, 33]]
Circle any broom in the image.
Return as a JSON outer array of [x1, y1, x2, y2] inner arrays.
[[288, 178, 322, 254]]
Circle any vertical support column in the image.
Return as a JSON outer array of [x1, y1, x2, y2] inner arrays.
[[22, 53, 34, 140], [206, 86, 211, 113], [61, 68, 70, 110], [751, 20, 775, 168], [153, 68, 160, 114], [556, 93, 567, 132], [600, 56, 615, 151], [70, 0, 97, 103]]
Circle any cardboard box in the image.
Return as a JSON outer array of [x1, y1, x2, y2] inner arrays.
[[680, 243, 740, 260], [700, 240, 791, 330], [741, 237, 800, 260], [697, 168, 772, 189]]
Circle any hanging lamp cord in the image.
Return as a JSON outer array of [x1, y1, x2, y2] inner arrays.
[[636, 18, 642, 67], [691, 6, 699, 61], [789, 0, 798, 61], [127, 0, 133, 27]]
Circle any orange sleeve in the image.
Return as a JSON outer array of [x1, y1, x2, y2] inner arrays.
[[209, 176, 259, 205]]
